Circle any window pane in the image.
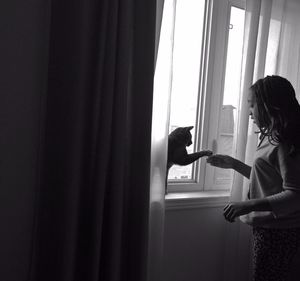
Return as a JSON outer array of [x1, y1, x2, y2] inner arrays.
[[168, 0, 206, 181], [213, 6, 245, 188]]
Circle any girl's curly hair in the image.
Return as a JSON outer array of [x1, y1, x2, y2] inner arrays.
[[250, 75, 300, 155]]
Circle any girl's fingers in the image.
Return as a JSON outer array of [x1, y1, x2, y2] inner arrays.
[[207, 155, 227, 166], [223, 204, 237, 222], [229, 210, 236, 221], [206, 157, 213, 163], [208, 159, 222, 166], [223, 204, 230, 211], [207, 155, 220, 160], [227, 210, 236, 222], [223, 205, 232, 217], [224, 208, 233, 220]]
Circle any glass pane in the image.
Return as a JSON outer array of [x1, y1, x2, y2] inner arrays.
[[213, 6, 245, 188], [168, 0, 206, 181]]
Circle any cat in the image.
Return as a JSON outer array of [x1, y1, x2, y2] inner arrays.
[[166, 126, 212, 193]]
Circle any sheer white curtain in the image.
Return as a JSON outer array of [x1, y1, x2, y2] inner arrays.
[[231, 0, 300, 202], [148, 1, 167, 281], [225, 1, 300, 280]]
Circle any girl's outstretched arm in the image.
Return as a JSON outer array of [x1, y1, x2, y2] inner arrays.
[[207, 154, 251, 179]]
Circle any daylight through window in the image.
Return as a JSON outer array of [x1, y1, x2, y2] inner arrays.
[[155, 0, 246, 192]]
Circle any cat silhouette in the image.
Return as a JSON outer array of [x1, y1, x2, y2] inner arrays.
[[166, 126, 212, 193]]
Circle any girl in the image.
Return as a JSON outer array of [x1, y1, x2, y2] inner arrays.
[[207, 75, 300, 281]]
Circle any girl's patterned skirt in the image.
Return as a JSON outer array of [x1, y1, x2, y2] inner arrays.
[[252, 227, 300, 281]]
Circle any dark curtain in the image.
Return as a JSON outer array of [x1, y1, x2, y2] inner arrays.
[[26, 0, 157, 281]]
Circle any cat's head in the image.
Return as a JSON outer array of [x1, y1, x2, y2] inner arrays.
[[169, 126, 193, 146]]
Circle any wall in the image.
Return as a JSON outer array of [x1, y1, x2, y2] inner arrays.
[[0, 2, 50, 280], [163, 197, 252, 281]]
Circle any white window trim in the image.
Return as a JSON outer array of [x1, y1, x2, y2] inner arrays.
[[166, 0, 246, 195], [204, 0, 233, 191], [165, 191, 230, 210], [204, 0, 246, 192]]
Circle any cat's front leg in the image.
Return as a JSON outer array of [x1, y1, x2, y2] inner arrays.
[[176, 150, 212, 165], [197, 150, 213, 158]]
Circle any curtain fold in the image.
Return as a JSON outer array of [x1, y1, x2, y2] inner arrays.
[[155, 0, 165, 66], [148, 1, 167, 281], [276, 0, 300, 95], [27, 1, 161, 281]]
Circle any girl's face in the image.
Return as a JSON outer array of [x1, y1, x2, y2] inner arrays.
[[248, 89, 259, 126]]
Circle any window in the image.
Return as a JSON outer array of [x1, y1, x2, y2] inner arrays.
[[155, 0, 246, 193], [167, 0, 206, 181], [205, 4, 245, 191]]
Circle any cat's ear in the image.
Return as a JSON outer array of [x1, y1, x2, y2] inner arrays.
[[187, 126, 194, 131]]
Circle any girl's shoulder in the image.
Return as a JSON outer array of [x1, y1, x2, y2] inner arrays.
[[277, 142, 300, 168]]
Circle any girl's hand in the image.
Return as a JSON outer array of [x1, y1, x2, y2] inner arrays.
[[223, 201, 253, 223], [206, 154, 236, 169]]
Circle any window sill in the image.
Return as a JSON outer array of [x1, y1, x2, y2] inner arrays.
[[165, 191, 230, 210]]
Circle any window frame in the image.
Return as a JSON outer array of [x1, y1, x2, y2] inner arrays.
[[166, 0, 246, 194]]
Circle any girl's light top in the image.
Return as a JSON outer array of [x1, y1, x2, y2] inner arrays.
[[244, 136, 300, 228]]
